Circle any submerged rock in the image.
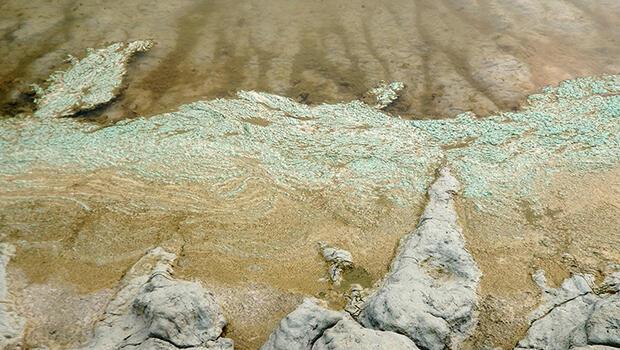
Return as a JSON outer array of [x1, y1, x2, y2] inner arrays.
[[0, 244, 24, 349], [358, 168, 481, 350], [515, 271, 620, 350], [80, 247, 233, 350], [366, 81, 405, 109], [33, 40, 153, 119], [319, 242, 353, 286]]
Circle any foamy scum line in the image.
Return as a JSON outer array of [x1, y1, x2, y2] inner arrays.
[[1, 75, 619, 213]]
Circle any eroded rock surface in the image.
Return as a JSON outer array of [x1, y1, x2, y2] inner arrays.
[[33, 40, 153, 118], [80, 247, 233, 350], [515, 270, 620, 350], [261, 298, 345, 350], [358, 168, 481, 350], [261, 297, 420, 350], [319, 242, 353, 286], [312, 316, 419, 350], [0, 244, 24, 349]]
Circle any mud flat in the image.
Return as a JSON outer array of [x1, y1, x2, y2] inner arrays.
[[0, 39, 619, 349]]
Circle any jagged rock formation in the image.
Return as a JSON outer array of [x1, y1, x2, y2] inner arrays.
[[313, 317, 419, 350], [79, 247, 233, 350], [515, 270, 620, 350], [261, 298, 344, 350], [0, 244, 24, 349], [33, 40, 153, 118], [358, 167, 481, 350], [319, 242, 353, 286], [261, 298, 419, 350], [366, 81, 405, 109]]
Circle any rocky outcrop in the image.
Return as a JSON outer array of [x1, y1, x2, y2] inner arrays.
[[312, 317, 419, 350], [33, 40, 153, 118], [80, 247, 233, 350], [261, 298, 345, 350], [319, 243, 353, 286], [263, 168, 480, 350], [515, 270, 620, 350], [0, 244, 24, 349], [358, 167, 481, 350], [261, 298, 419, 350], [587, 295, 620, 347]]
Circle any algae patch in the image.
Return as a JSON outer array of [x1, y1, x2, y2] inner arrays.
[[32, 40, 153, 119]]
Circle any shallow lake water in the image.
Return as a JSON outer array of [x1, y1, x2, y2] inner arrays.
[[1, 0, 619, 120]]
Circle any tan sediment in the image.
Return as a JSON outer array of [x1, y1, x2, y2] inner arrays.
[[3, 165, 618, 349], [1, 168, 424, 349]]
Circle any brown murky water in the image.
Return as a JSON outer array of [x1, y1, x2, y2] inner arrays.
[[1, 0, 619, 120]]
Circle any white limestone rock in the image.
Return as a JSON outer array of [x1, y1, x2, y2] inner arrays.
[[358, 167, 482, 350], [601, 265, 620, 293], [33, 40, 153, 118], [586, 294, 620, 347], [312, 316, 420, 350], [0, 244, 24, 349], [529, 270, 595, 322], [515, 271, 620, 350], [261, 298, 345, 350], [80, 247, 232, 350]]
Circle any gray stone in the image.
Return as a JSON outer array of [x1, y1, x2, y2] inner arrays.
[[366, 81, 405, 109], [515, 293, 599, 350], [515, 271, 620, 350], [319, 242, 353, 286], [312, 316, 420, 350], [0, 243, 24, 349], [586, 294, 620, 347], [80, 247, 232, 350], [33, 40, 153, 118], [358, 167, 482, 350], [261, 298, 345, 350], [529, 270, 595, 322]]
